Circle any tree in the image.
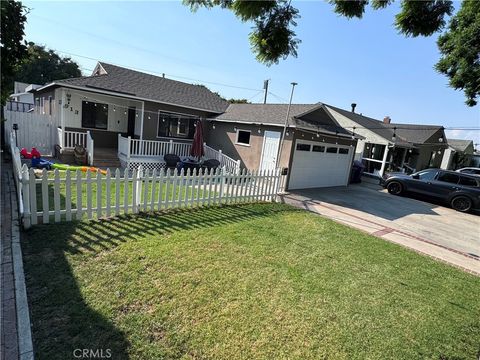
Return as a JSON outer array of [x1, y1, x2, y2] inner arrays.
[[228, 98, 249, 103], [436, 0, 480, 106], [184, 0, 479, 106], [0, 0, 28, 105], [15, 43, 82, 85]]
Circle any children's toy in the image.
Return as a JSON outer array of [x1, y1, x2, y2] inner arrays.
[[20, 148, 107, 175]]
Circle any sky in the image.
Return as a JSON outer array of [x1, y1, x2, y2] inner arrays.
[[22, 0, 479, 147]]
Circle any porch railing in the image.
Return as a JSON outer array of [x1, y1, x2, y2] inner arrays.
[[117, 135, 241, 173], [57, 127, 88, 149], [86, 131, 94, 166]]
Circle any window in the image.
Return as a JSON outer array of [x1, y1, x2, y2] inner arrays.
[[81, 101, 108, 129], [236, 130, 251, 145], [312, 145, 325, 152], [339, 148, 349, 154], [326, 147, 337, 153], [414, 169, 438, 181], [157, 113, 196, 139], [459, 176, 478, 187], [437, 172, 460, 184], [177, 118, 189, 135], [296, 143, 311, 151]]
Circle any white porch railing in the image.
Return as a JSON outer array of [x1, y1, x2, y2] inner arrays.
[[117, 135, 240, 173], [204, 143, 241, 174], [86, 131, 94, 166]]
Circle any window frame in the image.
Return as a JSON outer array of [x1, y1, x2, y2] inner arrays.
[[236, 129, 252, 146], [81, 100, 108, 130], [157, 112, 197, 140], [177, 118, 189, 135], [296, 143, 311, 152]]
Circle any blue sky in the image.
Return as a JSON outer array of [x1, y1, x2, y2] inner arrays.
[[23, 1, 479, 145]]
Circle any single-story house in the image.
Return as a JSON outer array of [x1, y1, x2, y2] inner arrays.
[[441, 139, 475, 170], [324, 104, 447, 176], [26, 62, 360, 190]]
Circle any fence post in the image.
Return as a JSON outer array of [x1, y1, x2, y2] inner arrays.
[[235, 160, 241, 175], [169, 139, 173, 153], [218, 149, 222, 161], [21, 165, 31, 229], [127, 136, 131, 161], [136, 166, 143, 211], [219, 166, 225, 201]]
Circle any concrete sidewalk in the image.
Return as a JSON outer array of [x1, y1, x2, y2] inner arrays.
[[1, 155, 34, 360], [280, 183, 480, 276]]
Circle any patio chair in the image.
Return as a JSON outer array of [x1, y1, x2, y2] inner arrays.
[[201, 159, 220, 173], [164, 153, 181, 170]]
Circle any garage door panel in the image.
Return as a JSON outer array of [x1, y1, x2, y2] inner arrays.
[[289, 140, 353, 190]]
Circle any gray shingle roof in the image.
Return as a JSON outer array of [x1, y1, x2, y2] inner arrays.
[[54, 62, 229, 113], [213, 103, 353, 137], [448, 138, 474, 152], [324, 104, 444, 146]]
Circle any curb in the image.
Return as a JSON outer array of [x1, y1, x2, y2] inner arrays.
[[11, 175, 34, 360]]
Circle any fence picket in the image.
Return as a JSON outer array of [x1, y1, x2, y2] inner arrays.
[[143, 169, 150, 212], [21, 165, 31, 229], [65, 170, 72, 221], [96, 171, 102, 218], [106, 169, 111, 218], [41, 169, 49, 224], [164, 169, 170, 209], [124, 169, 129, 214], [115, 169, 120, 216], [28, 168, 37, 225], [150, 169, 157, 211], [54, 169, 61, 222], [76, 169, 83, 220], [132, 168, 138, 214], [86, 171, 93, 219]]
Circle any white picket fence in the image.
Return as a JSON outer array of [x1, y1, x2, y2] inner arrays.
[[204, 143, 241, 173], [3, 109, 57, 155], [8, 131, 25, 215], [19, 165, 281, 228]]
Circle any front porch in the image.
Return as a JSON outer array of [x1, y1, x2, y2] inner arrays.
[[362, 143, 416, 176], [55, 128, 240, 172]]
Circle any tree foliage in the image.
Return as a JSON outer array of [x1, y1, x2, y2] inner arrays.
[[15, 43, 82, 85], [0, 0, 28, 105], [436, 0, 480, 106], [228, 98, 249, 103], [184, 0, 478, 106]]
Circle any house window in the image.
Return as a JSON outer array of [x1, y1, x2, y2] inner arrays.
[[177, 118, 188, 135], [326, 147, 338, 153], [236, 130, 251, 146], [296, 143, 310, 151], [81, 101, 108, 129], [312, 145, 325, 152], [339, 148, 349, 154], [157, 112, 196, 139]]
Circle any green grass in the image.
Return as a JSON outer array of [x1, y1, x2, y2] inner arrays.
[[22, 203, 480, 360]]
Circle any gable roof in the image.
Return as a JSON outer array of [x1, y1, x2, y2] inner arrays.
[[35, 62, 229, 113], [448, 138, 474, 152], [324, 104, 444, 146], [212, 103, 354, 137]]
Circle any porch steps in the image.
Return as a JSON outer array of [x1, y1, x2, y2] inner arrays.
[[93, 147, 122, 169]]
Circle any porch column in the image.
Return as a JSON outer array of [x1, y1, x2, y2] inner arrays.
[[400, 148, 407, 170], [139, 101, 145, 141], [379, 144, 389, 176], [60, 89, 66, 147]]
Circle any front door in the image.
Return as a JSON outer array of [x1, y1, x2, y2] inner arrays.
[[260, 131, 281, 171], [127, 107, 136, 137]]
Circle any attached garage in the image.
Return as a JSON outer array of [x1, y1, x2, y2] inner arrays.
[[288, 139, 354, 190]]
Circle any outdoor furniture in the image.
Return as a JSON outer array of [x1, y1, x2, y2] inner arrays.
[[202, 159, 220, 172], [73, 145, 87, 165], [164, 154, 181, 169], [179, 158, 201, 173]]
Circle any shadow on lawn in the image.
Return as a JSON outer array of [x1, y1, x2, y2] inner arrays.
[[22, 203, 291, 359]]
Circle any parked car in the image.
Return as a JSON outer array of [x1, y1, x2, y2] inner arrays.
[[456, 167, 480, 177], [382, 169, 480, 213]]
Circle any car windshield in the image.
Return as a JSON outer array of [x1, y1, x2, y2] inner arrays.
[[413, 169, 438, 181]]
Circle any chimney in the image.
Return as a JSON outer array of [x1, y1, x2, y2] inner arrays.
[[351, 103, 357, 113], [383, 116, 391, 124]]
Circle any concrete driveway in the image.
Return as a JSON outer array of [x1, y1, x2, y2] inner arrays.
[[280, 183, 480, 275]]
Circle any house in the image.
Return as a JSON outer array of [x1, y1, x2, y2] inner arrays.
[[7, 82, 41, 112], [323, 104, 447, 176], [441, 139, 475, 170], [24, 62, 359, 190]]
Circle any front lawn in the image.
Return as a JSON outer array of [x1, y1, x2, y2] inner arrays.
[[22, 203, 480, 360]]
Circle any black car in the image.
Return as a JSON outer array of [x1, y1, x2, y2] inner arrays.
[[382, 169, 480, 213]]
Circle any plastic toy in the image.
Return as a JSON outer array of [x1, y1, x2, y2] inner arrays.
[[20, 148, 107, 175]]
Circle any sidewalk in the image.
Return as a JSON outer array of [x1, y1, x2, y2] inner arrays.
[[1, 155, 33, 360]]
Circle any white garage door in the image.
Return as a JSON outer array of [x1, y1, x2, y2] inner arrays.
[[288, 140, 354, 190]]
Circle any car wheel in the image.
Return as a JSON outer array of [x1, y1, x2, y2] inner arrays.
[[450, 196, 472, 213], [387, 181, 403, 195]]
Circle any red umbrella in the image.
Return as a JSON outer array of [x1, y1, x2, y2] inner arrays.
[[190, 120, 205, 159]]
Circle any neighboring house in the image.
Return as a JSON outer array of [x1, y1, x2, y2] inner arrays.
[[24, 62, 359, 190], [7, 82, 41, 112], [324, 104, 447, 176], [441, 139, 475, 170]]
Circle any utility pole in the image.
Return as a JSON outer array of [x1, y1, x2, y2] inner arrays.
[[263, 79, 269, 104], [276, 82, 297, 170]]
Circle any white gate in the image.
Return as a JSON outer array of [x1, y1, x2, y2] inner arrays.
[[3, 109, 57, 155]]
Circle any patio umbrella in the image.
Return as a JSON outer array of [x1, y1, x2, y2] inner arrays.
[[190, 119, 205, 159]]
